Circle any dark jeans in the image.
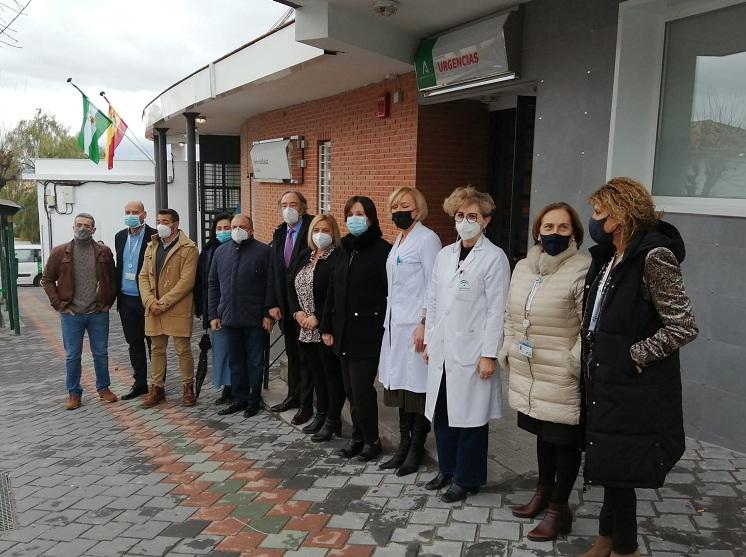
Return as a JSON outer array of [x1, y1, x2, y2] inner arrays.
[[340, 356, 379, 444], [60, 311, 111, 395], [599, 487, 638, 554], [299, 341, 344, 420], [224, 326, 265, 407], [433, 372, 488, 489], [536, 437, 582, 504], [119, 294, 150, 388], [283, 315, 301, 402]]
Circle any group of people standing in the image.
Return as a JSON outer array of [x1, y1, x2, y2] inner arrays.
[[42, 177, 698, 557]]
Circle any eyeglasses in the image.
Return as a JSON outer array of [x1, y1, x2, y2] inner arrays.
[[454, 212, 479, 223]]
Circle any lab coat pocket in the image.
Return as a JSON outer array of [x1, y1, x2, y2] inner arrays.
[[453, 330, 481, 371]]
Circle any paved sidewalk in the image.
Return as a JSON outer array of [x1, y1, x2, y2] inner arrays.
[[0, 289, 744, 556]]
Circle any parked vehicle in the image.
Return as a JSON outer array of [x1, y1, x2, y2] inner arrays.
[[15, 244, 43, 286]]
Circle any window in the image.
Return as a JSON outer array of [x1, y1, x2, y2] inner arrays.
[[653, 3, 746, 200], [318, 141, 332, 214], [15, 249, 39, 263], [199, 162, 241, 247]]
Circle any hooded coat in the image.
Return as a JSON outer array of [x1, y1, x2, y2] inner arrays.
[[582, 221, 698, 489]]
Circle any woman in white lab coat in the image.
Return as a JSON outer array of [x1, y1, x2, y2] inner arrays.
[[378, 187, 442, 476], [423, 186, 510, 503]]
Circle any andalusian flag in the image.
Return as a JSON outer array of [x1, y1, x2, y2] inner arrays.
[[105, 103, 128, 170], [77, 94, 111, 164]]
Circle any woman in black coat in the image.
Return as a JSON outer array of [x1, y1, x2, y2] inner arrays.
[[194, 212, 234, 403], [580, 178, 698, 557], [321, 196, 391, 461], [287, 214, 345, 441]]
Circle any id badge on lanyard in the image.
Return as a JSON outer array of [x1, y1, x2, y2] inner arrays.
[[520, 275, 543, 359]]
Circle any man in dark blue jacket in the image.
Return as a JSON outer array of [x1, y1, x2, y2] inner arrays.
[[208, 214, 275, 418], [115, 200, 157, 400]]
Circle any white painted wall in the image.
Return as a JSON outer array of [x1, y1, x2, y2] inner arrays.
[[28, 159, 190, 264]]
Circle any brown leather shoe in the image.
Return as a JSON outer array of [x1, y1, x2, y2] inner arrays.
[[291, 409, 313, 425], [65, 393, 81, 410], [182, 383, 196, 407], [526, 502, 572, 541], [579, 535, 614, 557], [98, 388, 118, 403], [511, 485, 551, 518], [141, 385, 165, 408]]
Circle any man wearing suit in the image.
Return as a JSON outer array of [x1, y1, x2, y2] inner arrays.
[[269, 191, 314, 416], [115, 200, 157, 400]]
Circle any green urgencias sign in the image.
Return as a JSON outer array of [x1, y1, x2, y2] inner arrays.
[[415, 12, 513, 92]]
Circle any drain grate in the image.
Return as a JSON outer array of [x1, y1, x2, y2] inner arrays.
[[0, 472, 18, 532]]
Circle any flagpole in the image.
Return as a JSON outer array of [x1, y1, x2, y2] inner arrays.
[[67, 78, 155, 165], [100, 91, 156, 165]]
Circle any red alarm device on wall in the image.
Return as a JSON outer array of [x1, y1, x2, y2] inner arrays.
[[376, 93, 390, 118]]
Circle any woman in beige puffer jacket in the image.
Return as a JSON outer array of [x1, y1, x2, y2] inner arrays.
[[497, 202, 590, 542]]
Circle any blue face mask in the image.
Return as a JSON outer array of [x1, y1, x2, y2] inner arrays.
[[540, 233, 572, 256], [124, 215, 141, 228], [216, 230, 231, 244], [346, 215, 369, 237]]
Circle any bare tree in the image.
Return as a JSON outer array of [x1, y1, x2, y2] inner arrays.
[[0, 0, 32, 49]]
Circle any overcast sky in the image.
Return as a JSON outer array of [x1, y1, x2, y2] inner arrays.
[[0, 0, 288, 158]]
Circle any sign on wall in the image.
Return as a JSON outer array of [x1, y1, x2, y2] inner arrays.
[[250, 139, 292, 182], [415, 8, 522, 93]]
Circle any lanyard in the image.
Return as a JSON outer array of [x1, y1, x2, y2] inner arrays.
[[588, 256, 616, 332], [126, 232, 142, 268], [522, 275, 543, 330]]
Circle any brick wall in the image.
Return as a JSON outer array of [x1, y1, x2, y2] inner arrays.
[[415, 100, 490, 245], [241, 74, 419, 244], [240, 73, 490, 247]]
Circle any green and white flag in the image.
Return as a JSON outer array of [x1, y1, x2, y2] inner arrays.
[[77, 94, 111, 164]]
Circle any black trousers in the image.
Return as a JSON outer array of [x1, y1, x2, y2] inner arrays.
[[298, 341, 344, 420], [282, 315, 301, 402], [599, 487, 638, 554], [340, 356, 379, 444], [433, 373, 489, 488], [536, 437, 582, 504], [119, 294, 150, 388]]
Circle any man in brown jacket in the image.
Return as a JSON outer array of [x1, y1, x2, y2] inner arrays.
[[42, 213, 118, 410], [138, 208, 199, 407]]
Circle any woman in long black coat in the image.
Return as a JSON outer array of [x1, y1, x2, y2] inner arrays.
[[580, 178, 698, 557], [321, 195, 391, 462], [194, 212, 234, 403]]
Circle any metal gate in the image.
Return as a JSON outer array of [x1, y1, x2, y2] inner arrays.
[[199, 162, 241, 248]]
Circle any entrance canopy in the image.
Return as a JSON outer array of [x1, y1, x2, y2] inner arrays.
[[143, 1, 525, 141]]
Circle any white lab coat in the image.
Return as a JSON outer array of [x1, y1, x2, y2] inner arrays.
[[424, 235, 511, 428], [378, 222, 442, 393]]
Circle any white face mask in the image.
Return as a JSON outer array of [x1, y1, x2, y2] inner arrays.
[[157, 224, 173, 239], [231, 227, 249, 244], [282, 207, 300, 225], [456, 220, 482, 241], [313, 232, 333, 250]]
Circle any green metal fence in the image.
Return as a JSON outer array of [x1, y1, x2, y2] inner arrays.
[[0, 199, 22, 335]]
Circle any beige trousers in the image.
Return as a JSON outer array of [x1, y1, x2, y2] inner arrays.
[[149, 335, 194, 387]]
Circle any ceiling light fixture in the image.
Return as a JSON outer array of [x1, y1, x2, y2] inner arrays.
[[195, 116, 207, 124], [372, 0, 398, 17]]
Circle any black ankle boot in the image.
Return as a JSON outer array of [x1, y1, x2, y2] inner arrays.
[[311, 418, 342, 442], [356, 439, 382, 462], [396, 414, 430, 476], [337, 439, 364, 458], [215, 386, 231, 405], [302, 412, 327, 434]]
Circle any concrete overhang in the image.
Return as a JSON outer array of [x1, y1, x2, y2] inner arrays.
[[144, 1, 527, 142]]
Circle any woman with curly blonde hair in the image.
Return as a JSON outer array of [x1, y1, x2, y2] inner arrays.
[[580, 177, 698, 557]]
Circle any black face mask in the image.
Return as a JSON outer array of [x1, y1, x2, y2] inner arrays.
[[589, 217, 614, 245], [392, 210, 415, 230], [540, 234, 572, 256]]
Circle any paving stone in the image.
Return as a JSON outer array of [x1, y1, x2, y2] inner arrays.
[[479, 521, 520, 541], [120, 519, 172, 539], [464, 539, 509, 556], [170, 535, 223, 554], [327, 511, 370, 530], [373, 543, 419, 556], [293, 487, 332, 502], [452, 507, 490, 524], [127, 535, 182, 556], [160, 519, 211, 538], [40, 537, 98, 556], [80, 520, 132, 541], [390, 524, 435, 543], [419, 540, 464, 557], [259, 530, 307, 550], [436, 523, 477, 542]]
